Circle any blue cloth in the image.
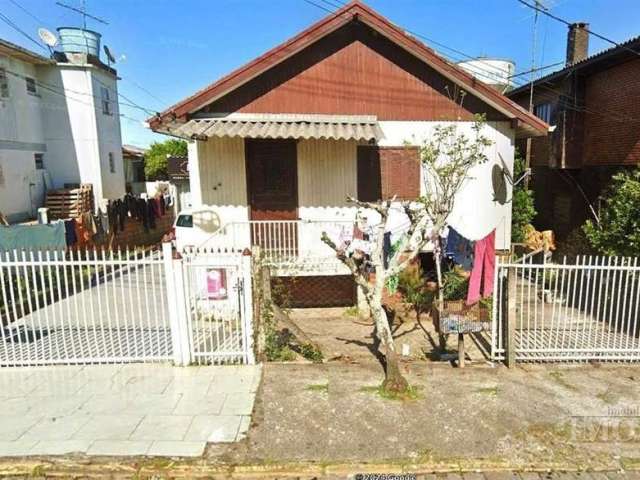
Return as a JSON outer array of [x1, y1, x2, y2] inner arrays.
[[0, 222, 66, 251], [444, 227, 474, 271]]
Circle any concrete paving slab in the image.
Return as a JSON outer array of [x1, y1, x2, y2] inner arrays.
[[30, 439, 93, 455], [21, 414, 90, 441], [0, 363, 260, 457], [173, 393, 226, 415], [0, 416, 41, 441], [72, 414, 144, 441], [0, 440, 38, 456], [130, 415, 194, 441], [221, 393, 256, 415], [87, 440, 151, 456], [184, 415, 243, 442], [148, 440, 206, 457]]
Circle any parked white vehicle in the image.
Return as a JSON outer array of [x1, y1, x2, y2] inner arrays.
[[173, 208, 221, 252]]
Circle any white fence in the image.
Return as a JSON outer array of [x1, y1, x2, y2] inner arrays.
[[0, 244, 254, 367], [493, 255, 640, 363], [204, 220, 353, 266]]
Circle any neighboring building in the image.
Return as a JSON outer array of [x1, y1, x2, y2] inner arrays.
[[123, 144, 146, 187], [167, 155, 191, 210], [0, 32, 125, 222], [150, 0, 547, 305], [508, 25, 640, 240]]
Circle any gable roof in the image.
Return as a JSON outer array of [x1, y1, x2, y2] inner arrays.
[[509, 35, 640, 97], [149, 0, 548, 137]]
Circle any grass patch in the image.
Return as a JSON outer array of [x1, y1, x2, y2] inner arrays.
[[306, 383, 329, 393], [359, 384, 422, 401], [344, 306, 359, 317], [475, 386, 499, 396]]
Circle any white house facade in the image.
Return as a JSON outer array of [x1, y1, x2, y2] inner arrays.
[[150, 1, 547, 306], [0, 38, 125, 222]]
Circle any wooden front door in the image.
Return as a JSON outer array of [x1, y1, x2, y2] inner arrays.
[[245, 139, 298, 255]]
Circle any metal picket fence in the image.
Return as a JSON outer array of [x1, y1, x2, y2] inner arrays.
[[493, 255, 640, 363], [0, 244, 255, 367]]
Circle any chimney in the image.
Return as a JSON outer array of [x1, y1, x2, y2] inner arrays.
[[566, 22, 589, 66]]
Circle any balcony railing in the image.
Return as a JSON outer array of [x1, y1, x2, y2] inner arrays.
[[202, 219, 354, 266]]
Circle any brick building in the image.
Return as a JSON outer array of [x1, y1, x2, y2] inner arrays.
[[508, 25, 640, 240]]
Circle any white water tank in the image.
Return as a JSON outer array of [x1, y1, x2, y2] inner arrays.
[[458, 58, 515, 93], [57, 27, 102, 57]]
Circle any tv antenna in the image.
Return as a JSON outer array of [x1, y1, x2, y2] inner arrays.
[[55, 1, 109, 29]]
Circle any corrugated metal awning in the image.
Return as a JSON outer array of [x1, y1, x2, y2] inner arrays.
[[171, 114, 384, 141]]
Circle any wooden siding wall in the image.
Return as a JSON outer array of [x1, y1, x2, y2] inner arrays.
[[198, 137, 247, 206], [297, 139, 357, 208], [204, 22, 506, 122]]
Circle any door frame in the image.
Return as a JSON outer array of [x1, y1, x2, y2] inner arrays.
[[244, 138, 299, 221]]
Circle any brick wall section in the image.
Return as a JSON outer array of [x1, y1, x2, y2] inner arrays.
[[583, 58, 640, 166], [108, 213, 175, 250], [271, 275, 356, 308], [379, 147, 421, 200]]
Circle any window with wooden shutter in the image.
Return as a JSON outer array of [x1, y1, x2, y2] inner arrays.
[[357, 145, 381, 202], [357, 145, 421, 201]]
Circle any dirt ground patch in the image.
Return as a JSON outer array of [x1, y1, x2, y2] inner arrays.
[[289, 307, 491, 366], [222, 362, 640, 470]]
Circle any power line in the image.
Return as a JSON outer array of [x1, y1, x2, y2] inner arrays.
[[0, 11, 47, 52], [305, 0, 640, 124], [517, 0, 640, 57], [7, 0, 48, 26]]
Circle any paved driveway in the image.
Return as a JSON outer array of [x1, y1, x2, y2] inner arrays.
[[0, 363, 260, 457]]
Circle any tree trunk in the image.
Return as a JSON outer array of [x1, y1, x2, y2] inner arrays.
[[371, 300, 409, 393]]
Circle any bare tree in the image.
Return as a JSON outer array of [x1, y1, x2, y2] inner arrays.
[[322, 114, 491, 394]]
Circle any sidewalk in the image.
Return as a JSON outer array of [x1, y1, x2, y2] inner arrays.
[[0, 363, 260, 457], [0, 361, 639, 477]]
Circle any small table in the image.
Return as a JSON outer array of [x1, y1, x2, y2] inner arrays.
[[439, 314, 487, 368]]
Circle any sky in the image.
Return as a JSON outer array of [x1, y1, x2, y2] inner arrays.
[[1, 0, 639, 148]]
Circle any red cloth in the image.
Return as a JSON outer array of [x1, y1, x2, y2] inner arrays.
[[466, 229, 496, 305]]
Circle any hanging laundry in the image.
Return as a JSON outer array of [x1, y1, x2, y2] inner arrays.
[[0, 222, 66, 251], [466, 229, 496, 306], [146, 200, 156, 229], [444, 227, 475, 271], [64, 219, 77, 246]]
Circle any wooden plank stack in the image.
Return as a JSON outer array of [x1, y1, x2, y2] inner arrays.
[[45, 184, 94, 220]]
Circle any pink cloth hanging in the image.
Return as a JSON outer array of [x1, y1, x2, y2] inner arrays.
[[466, 229, 496, 305]]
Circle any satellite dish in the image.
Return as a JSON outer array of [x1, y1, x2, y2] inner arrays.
[[103, 45, 116, 65], [38, 28, 58, 47], [492, 164, 508, 205]]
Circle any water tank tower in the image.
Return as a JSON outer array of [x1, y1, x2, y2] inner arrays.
[[458, 58, 515, 93], [56, 27, 102, 58]]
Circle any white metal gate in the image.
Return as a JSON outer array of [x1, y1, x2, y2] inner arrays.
[[493, 255, 640, 363], [176, 248, 254, 365], [0, 248, 172, 366], [0, 244, 255, 367]]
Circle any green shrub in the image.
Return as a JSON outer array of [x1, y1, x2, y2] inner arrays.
[[441, 268, 469, 301], [397, 263, 434, 321], [583, 169, 640, 257], [512, 151, 537, 243]]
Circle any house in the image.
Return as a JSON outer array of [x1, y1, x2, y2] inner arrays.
[[508, 25, 640, 240], [123, 144, 146, 188], [167, 155, 191, 210], [149, 0, 547, 306], [0, 31, 125, 222]]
